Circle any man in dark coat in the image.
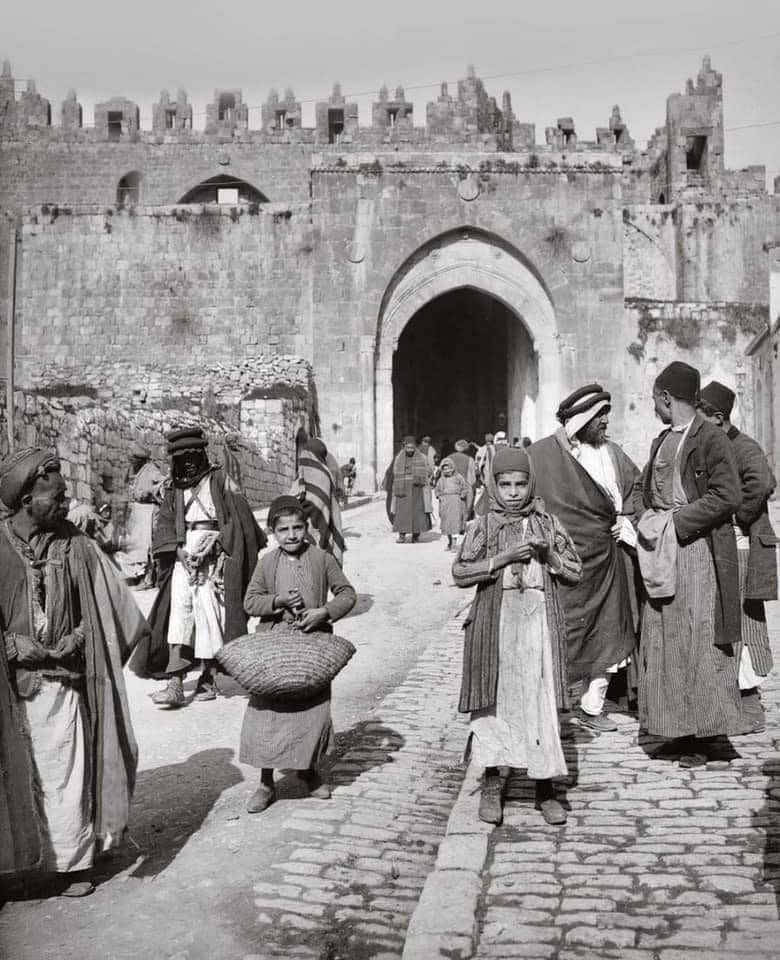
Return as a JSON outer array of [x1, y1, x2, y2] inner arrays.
[[530, 384, 639, 733], [699, 380, 777, 732], [635, 362, 743, 766], [129, 427, 264, 707]]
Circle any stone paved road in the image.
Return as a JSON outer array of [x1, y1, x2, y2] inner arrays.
[[0, 501, 471, 960], [472, 509, 780, 960]]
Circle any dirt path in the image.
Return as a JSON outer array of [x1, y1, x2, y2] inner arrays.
[[0, 501, 468, 960]]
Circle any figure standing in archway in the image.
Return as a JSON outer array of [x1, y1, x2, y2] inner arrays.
[[386, 437, 432, 543]]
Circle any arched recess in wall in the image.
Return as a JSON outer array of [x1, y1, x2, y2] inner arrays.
[[372, 228, 561, 482], [117, 170, 142, 206], [178, 174, 269, 205]]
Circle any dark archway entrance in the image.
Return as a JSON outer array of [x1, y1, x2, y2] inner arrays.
[[392, 288, 535, 457]]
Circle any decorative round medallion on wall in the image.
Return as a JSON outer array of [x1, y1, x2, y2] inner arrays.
[[218, 153, 231, 166], [571, 241, 591, 263], [457, 176, 480, 201], [346, 242, 364, 263]]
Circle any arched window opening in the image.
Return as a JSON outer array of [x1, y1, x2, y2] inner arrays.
[[117, 170, 142, 206], [658, 192, 666, 204], [218, 93, 236, 122], [178, 174, 268, 205]]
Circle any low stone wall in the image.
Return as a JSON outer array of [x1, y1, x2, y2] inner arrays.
[[0, 355, 316, 510]]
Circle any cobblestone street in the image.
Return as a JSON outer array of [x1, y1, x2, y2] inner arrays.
[[3, 501, 780, 960]]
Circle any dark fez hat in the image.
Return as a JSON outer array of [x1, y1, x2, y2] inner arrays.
[[166, 426, 208, 455], [655, 361, 700, 403], [699, 380, 735, 418]]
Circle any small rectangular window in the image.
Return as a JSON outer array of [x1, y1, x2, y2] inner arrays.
[[107, 111, 123, 141], [328, 108, 344, 144], [165, 110, 176, 129], [217, 187, 239, 205], [686, 135, 707, 171]]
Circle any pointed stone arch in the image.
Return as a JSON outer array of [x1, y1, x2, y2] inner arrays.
[[373, 229, 561, 480]]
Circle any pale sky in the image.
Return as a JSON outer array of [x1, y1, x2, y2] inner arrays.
[[4, 0, 780, 184]]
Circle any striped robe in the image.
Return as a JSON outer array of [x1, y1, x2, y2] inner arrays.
[[295, 450, 346, 566]]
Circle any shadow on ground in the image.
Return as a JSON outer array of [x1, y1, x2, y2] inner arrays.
[[756, 753, 780, 914]]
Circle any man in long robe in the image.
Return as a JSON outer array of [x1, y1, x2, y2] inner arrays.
[[114, 441, 164, 586], [635, 362, 743, 765], [128, 427, 263, 707], [388, 436, 432, 543], [0, 448, 145, 896], [530, 384, 639, 732], [699, 380, 777, 733]]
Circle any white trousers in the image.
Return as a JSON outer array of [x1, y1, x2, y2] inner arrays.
[[580, 675, 610, 716], [23, 678, 95, 872], [167, 529, 224, 658]]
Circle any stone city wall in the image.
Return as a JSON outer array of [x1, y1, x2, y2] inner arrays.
[[620, 297, 768, 468]]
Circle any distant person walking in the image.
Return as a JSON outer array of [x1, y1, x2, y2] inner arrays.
[[385, 437, 432, 543], [435, 457, 469, 550]]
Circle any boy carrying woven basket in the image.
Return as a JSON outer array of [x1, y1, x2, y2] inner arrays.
[[240, 496, 357, 812]]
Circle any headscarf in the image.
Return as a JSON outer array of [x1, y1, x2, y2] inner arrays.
[[491, 447, 536, 517], [556, 383, 612, 439], [0, 447, 60, 510], [268, 494, 306, 528], [166, 426, 207, 454]]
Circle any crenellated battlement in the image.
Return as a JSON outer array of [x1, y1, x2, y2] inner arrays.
[[0, 60, 639, 155]]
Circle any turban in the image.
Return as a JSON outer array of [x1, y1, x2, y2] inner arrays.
[[402, 435, 417, 445], [494, 431, 508, 443], [699, 380, 735, 418], [454, 439, 469, 452], [655, 361, 700, 403], [0, 447, 60, 509], [267, 495, 305, 528], [129, 440, 152, 460], [166, 426, 208, 456], [556, 383, 611, 438], [492, 446, 531, 477]]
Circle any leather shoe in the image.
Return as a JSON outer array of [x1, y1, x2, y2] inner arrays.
[[536, 798, 567, 825], [151, 677, 185, 708], [478, 774, 503, 825], [576, 709, 618, 733], [246, 783, 276, 813]]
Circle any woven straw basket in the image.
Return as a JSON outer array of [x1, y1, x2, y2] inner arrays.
[[216, 629, 356, 700]]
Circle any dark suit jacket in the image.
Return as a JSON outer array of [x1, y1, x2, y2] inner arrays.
[[639, 414, 741, 647], [729, 426, 778, 600]]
